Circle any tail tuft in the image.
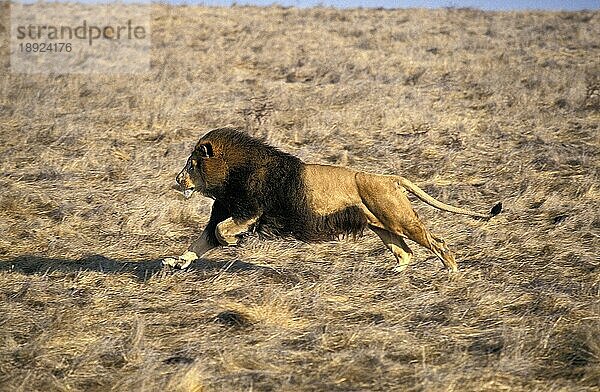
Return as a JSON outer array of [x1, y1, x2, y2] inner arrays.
[[490, 202, 503, 217]]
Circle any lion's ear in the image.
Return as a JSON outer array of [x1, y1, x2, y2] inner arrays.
[[198, 143, 214, 158]]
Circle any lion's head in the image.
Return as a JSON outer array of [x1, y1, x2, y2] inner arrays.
[[176, 134, 228, 199], [176, 127, 299, 201]]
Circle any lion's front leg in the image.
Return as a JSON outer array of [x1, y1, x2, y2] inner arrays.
[[215, 216, 260, 246], [162, 228, 219, 269], [163, 200, 230, 269]]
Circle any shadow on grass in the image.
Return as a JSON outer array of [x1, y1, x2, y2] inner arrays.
[[0, 254, 275, 281]]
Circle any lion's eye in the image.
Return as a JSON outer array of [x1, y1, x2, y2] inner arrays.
[[186, 158, 196, 170]]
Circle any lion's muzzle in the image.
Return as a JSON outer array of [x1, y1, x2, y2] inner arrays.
[[176, 169, 195, 199]]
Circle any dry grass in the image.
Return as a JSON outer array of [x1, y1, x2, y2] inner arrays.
[[1, 3, 599, 391]]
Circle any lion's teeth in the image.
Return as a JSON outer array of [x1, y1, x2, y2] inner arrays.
[[183, 189, 194, 198]]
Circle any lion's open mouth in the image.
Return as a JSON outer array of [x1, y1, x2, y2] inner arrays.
[[182, 188, 195, 199]]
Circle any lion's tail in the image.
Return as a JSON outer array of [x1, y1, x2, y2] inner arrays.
[[396, 176, 502, 220]]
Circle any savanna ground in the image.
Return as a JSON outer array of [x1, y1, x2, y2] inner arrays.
[[1, 2, 599, 391]]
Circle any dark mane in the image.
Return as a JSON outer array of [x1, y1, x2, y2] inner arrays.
[[202, 128, 367, 242], [256, 205, 368, 242], [201, 128, 293, 160]]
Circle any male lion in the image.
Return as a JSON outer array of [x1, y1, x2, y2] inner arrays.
[[163, 128, 501, 272]]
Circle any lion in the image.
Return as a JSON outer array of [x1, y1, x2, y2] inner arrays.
[[163, 127, 501, 272]]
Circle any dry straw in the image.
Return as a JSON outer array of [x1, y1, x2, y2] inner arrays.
[[0, 3, 598, 391]]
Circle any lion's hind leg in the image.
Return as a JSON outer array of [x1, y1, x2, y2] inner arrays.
[[356, 172, 457, 272], [369, 225, 414, 272], [403, 225, 457, 272]]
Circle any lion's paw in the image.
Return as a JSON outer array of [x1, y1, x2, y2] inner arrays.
[[162, 251, 198, 270], [162, 257, 191, 269], [215, 225, 239, 246]]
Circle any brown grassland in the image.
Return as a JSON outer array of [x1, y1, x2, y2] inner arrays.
[[0, 2, 599, 391]]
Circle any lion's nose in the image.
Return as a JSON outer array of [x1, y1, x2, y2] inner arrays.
[[176, 171, 184, 185]]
